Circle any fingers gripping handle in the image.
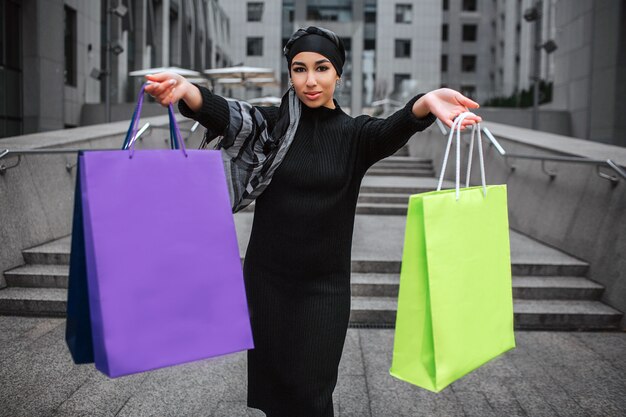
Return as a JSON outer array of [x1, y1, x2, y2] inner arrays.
[[436, 112, 487, 200], [123, 82, 188, 158]]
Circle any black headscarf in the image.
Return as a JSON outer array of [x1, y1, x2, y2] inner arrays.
[[283, 26, 346, 76]]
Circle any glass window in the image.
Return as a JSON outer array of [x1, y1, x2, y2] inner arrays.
[[63, 6, 76, 87], [395, 4, 412, 24], [247, 37, 263, 56], [461, 55, 477, 72], [1, 1, 22, 138], [462, 24, 477, 41], [6, 0, 20, 69], [307, 4, 352, 22], [341, 37, 351, 51], [282, 4, 294, 23], [443, 0, 449, 11], [0, 1, 4, 66], [364, 2, 376, 22], [395, 39, 411, 58], [6, 68, 20, 118], [393, 73, 411, 93], [247, 2, 264, 22], [442, 24, 448, 41], [462, 0, 477, 11], [364, 39, 375, 50], [0, 69, 5, 117], [147, 0, 156, 47], [6, 118, 20, 137], [441, 55, 448, 72]]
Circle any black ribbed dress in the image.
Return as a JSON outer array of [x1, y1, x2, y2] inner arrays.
[[179, 86, 436, 417]]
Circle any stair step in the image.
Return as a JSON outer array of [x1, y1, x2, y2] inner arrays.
[[359, 176, 451, 195], [349, 297, 622, 330], [513, 276, 604, 299], [381, 156, 433, 163], [358, 193, 411, 204], [350, 259, 588, 276], [351, 275, 605, 300], [372, 162, 433, 170], [351, 273, 398, 297], [356, 203, 407, 215], [359, 185, 432, 194], [367, 168, 434, 177], [243, 202, 410, 216], [4, 264, 69, 288], [2, 273, 599, 299], [513, 299, 622, 329], [0, 288, 66, 317], [22, 236, 71, 265]]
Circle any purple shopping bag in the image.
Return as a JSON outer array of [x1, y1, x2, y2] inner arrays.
[[68, 84, 253, 378]]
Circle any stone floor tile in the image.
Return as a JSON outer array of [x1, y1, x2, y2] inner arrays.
[[0, 318, 625, 417], [337, 328, 365, 377]]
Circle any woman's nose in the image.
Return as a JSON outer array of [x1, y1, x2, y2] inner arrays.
[[306, 72, 317, 86]]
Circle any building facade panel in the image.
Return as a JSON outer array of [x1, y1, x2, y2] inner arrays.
[[375, 0, 441, 103], [219, 0, 283, 98]]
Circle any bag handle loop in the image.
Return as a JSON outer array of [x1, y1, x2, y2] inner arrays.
[[122, 82, 188, 158], [436, 112, 487, 200]]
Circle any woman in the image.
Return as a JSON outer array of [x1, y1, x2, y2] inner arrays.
[[145, 26, 481, 417]]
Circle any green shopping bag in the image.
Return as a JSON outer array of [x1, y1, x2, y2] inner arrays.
[[390, 112, 516, 392]]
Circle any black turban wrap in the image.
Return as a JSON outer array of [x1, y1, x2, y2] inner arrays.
[[284, 26, 346, 76]]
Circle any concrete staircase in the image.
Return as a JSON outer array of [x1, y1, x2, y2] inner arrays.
[[349, 235, 622, 330], [241, 157, 436, 215], [0, 238, 69, 317], [0, 155, 622, 330]]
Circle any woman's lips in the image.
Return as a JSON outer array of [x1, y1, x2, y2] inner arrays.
[[305, 92, 322, 100]]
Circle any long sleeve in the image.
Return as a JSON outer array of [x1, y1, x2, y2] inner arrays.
[[356, 93, 437, 168], [177, 84, 230, 136]]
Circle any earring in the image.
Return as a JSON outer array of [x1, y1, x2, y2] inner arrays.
[[336, 79, 341, 86]]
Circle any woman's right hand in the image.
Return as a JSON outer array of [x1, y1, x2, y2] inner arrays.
[[143, 72, 191, 107]]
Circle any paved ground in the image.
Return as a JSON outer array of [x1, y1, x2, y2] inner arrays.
[[1, 316, 624, 417]]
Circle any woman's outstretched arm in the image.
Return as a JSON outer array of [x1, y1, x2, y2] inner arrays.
[[356, 88, 482, 168], [144, 72, 230, 136]]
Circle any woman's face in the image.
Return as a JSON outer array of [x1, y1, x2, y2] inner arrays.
[[290, 51, 339, 109]]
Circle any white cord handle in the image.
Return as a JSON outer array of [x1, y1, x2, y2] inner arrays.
[[436, 112, 487, 200]]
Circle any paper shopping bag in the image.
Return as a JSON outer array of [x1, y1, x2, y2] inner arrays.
[[390, 112, 515, 392], [66, 84, 253, 377]]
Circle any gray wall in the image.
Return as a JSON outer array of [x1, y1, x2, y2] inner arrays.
[[475, 107, 571, 136], [547, 1, 626, 145], [409, 120, 626, 328]]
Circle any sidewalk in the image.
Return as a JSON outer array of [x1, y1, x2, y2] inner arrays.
[[1, 316, 624, 416]]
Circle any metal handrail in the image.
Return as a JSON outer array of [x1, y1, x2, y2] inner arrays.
[[0, 121, 200, 175], [435, 119, 626, 185]]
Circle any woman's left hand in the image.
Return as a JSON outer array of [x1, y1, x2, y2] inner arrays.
[[413, 88, 482, 130]]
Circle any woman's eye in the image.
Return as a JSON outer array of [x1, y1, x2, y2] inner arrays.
[[293, 67, 305, 72], [317, 66, 329, 71]]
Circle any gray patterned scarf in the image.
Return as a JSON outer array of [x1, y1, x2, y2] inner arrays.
[[200, 87, 301, 213]]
